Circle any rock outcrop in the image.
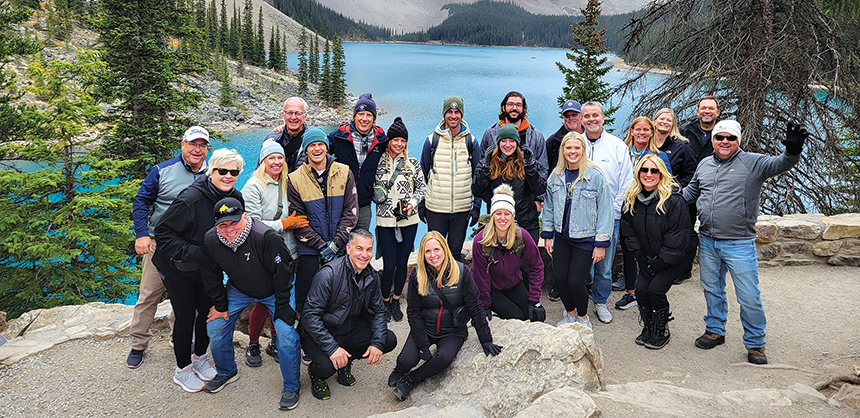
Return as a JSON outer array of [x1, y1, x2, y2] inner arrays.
[[755, 213, 860, 267]]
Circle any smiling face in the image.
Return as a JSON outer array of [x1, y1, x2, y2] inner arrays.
[[180, 139, 209, 171], [282, 98, 307, 135], [353, 110, 374, 135], [306, 141, 328, 167], [563, 110, 581, 132], [712, 130, 739, 160], [654, 111, 674, 135], [388, 137, 407, 158], [631, 121, 653, 151], [639, 160, 661, 192], [263, 152, 285, 180], [346, 235, 374, 273], [502, 95, 524, 123], [210, 161, 239, 192], [563, 137, 583, 168], [444, 108, 462, 131], [498, 137, 518, 157], [581, 104, 605, 137], [423, 238, 444, 270], [216, 213, 248, 242], [493, 209, 513, 234], [697, 99, 720, 125]]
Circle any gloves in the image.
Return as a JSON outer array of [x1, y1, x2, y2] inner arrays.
[[485, 308, 493, 321], [468, 205, 481, 227], [418, 346, 433, 361], [417, 200, 427, 223], [635, 254, 654, 278], [482, 341, 502, 357], [319, 241, 339, 264], [783, 121, 808, 156], [521, 146, 534, 164], [281, 211, 309, 230], [527, 301, 546, 322], [274, 305, 297, 327], [647, 256, 667, 273]]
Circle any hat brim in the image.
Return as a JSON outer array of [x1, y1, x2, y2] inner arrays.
[[215, 213, 243, 225]]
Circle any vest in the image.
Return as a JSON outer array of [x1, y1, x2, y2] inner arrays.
[[425, 130, 473, 213]]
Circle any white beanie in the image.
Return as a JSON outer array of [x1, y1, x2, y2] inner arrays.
[[258, 138, 284, 165], [713, 120, 742, 142], [490, 184, 516, 216]]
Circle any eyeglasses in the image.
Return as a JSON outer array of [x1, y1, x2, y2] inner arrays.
[[505, 102, 523, 109], [639, 167, 661, 174], [215, 168, 240, 176], [714, 134, 738, 142], [283, 111, 306, 117], [185, 142, 210, 150], [563, 112, 580, 119]]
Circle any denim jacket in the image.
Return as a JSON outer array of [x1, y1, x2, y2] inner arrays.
[[542, 166, 613, 243]]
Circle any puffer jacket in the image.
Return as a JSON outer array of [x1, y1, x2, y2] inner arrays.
[[658, 135, 697, 188], [620, 188, 698, 271], [328, 123, 388, 207]]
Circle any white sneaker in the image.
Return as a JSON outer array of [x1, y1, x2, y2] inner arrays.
[[191, 353, 217, 381], [575, 315, 593, 329], [594, 303, 613, 323], [555, 311, 574, 327], [174, 364, 205, 393]]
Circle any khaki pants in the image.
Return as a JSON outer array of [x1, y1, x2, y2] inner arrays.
[[129, 245, 175, 351]]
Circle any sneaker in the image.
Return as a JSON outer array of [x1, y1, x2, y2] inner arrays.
[[126, 349, 144, 369], [390, 298, 404, 322], [173, 364, 205, 393], [266, 341, 279, 363], [615, 293, 637, 310], [574, 315, 593, 329], [611, 280, 626, 291], [548, 287, 560, 302], [555, 311, 574, 327], [279, 389, 300, 410], [594, 303, 613, 323], [393, 373, 415, 401], [191, 353, 217, 381], [388, 368, 404, 387], [203, 371, 238, 393], [747, 347, 768, 364], [301, 353, 312, 365], [246, 342, 262, 367], [336, 362, 356, 387], [310, 370, 331, 400], [694, 331, 726, 349]]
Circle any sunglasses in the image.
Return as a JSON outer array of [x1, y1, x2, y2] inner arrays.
[[215, 168, 240, 176], [639, 167, 661, 174], [714, 134, 738, 142]]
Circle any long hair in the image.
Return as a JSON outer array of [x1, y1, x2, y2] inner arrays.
[[653, 108, 684, 141], [252, 155, 288, 196], [415, 231, 460, 296], [552, 131, 596, 186], [488, 147, 524, 181], [479, 211, 517, 250], [624, 116, 659, 153], [623, 154, 678, 215]]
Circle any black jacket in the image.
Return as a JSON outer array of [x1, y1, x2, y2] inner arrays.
[[680, 119, 714, 163], [472, 150, 546, 232], [266, 125, 306, 173], [620, 189, 698, 273], [301, 256, 388, 356], [405, 262, 493, 350], [153, 176, 243, 282], [545, 124, 568, 171], [328, 123, 389, 207], [658, 135, 697, 188]]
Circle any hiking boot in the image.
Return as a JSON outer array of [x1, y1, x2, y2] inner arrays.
[[336, 361, 356, 387], [384, 300, 392, 323], [695, 331, 726, 349], [204, 371, 238, 393], [548, 287, 560, 302], [245, 342, 262, 367], [266, 341, 279, 363], [674, 271, 692, 285], [635, 306, 654, 346], [388, 368, 404, 387], [612, 272, 626, 291], [594, 303, 613, 323], [126, 349, 144, 369], [390, 298, 404, 322], [747, 347, 768, 364], [645, 308, 672, 350], [191, 353, 217, 381], [279, 389, 300, 410], [310, 371, 331, 400], [173, 364, 205, 393], [615, 292, 637, 310], [393, 373, 415, 401]]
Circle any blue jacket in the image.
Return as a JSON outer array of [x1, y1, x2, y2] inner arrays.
[[542, 166, 614, 243], [132, 156, 207, 239], [328, 123, 388, 208]]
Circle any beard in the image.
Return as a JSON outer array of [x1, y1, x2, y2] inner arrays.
[[504, 110, 523, 123]]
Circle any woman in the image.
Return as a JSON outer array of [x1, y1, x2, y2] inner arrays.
[[373, 117, 425, 322], [620, 155, 697, 349], [471, 184, 545, 322], [541, 132, 613, 329], [241, 139, 308, 366], [472, 123, 546, 242], [388, 231, 501, 401], [153, 148, 244, 393], [652, 108, 697, 188]]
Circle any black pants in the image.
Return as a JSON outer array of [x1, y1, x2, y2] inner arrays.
[[491, 281, 529, 320], [552, 240, 592, 317], [425, 210, 469, 261], [395, 334, 465, 384], [162, 274, 211, 369], [376, 224, 418, 298], [295, 254, 320, 315], [301, 326, 397, 379], [636, 251, 696, 311], [621, 239, 638, 291]]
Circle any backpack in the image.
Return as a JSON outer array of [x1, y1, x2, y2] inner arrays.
[[427, 131, 475, 175]]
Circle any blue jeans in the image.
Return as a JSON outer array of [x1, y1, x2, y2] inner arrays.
[[590, 219, 619, 304], [698, 235, 766, 348], [206, 283, 301, 392]]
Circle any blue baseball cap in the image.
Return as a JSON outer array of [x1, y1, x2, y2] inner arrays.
[[562, 100, 582, 114]]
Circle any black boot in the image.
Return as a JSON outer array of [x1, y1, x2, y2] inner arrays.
[[384, 299, 392, 323], [393, 373, 415, 401], [390, 297, 403, 321], [635, 305, 654, 346], [645, 308, 673, 350]]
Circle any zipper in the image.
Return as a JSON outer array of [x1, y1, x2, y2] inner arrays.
[[450, 136, 455, 212], [436, 299, 443, 337]]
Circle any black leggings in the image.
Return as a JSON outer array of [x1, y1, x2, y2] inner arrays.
[[301, 326, 397, 379], [376, 224, 418, 298], [491, 281, 528, 320], [636, 251, 696, 311], [552, 240, 592, 317], [295, 254, 320, 315], [395, 334, 465, 384], [621, 239, 638, 291], [425, 210, 469, 262], [162, 274, 211, 369]]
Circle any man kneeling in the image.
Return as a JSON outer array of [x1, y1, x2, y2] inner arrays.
[[200, 197, 301, 410], [301, 229, 397, 400]]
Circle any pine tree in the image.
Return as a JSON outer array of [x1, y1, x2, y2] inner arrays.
[[219, 0, 228, 53], [318, 38, 331, 104], [242, 0, 253, 63], [329, 35, 346, 106], [255, 8, 265, 66], [207, 0, 218, 50], [267, 27, 277, 69], [228, 4, 238, 58], [555, 0, 618, 123], [282, 33, 287, 69], [0, 0, 42, 159], [309, 35, 318, 83], [219, 55, 233, 106], [297, 29, 308, 94]]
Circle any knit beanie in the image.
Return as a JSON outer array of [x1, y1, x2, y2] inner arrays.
[[258, 138, 284, 165], [302, 127, 329, 151], [713, 119, 742, 143], [496, 124, 520, 146], [490, 184, 516, 216], [354, 93, 377, 118], [443, 96, 464, 116], [386, 117, 408, 141]]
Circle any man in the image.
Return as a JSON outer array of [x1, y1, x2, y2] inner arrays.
[[684, 120, 807, 365], [680, 96, 721, 162], [286, 127, 357, 314], [126, 126, 209, 368], [301, 229, 397, 400], [580, 102, 633, 324], [546, 99, 584, 171], [199, 198, 301, 410], [419, 96, 481, 261], [327, 93, 388, 231], [265, 96, 311, 172]]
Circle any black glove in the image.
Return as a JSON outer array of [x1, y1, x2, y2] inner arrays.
[[635, 254, 654, 278], [521, 146, 534, 164], [482, 341, 502, 356], [647, 255, 667, 273], [469, 205, 481, 227], [485, 308, 493, 321], [527, 301, 546, 322], [418, 346, 433, 361], [274, 305, 297, 327], [783, 121, 808, 156], [417, 200, 427, 223], [319, 241, 338, 264]]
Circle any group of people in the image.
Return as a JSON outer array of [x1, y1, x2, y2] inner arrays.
[[126, 92, 808, 410]]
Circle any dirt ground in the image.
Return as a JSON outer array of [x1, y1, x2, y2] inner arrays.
[[0, 265, 858, 417]]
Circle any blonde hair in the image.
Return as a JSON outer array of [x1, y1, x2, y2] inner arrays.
[[624, 116, 659, 153], [552, 131, 597, 186], [480, 211, 517, 250], [207, 148, 245, 176], [416, 231, 460, 296], [252, 156, 288, 196], [652, 108, 685, 141], [623, 154, 678, 215]]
